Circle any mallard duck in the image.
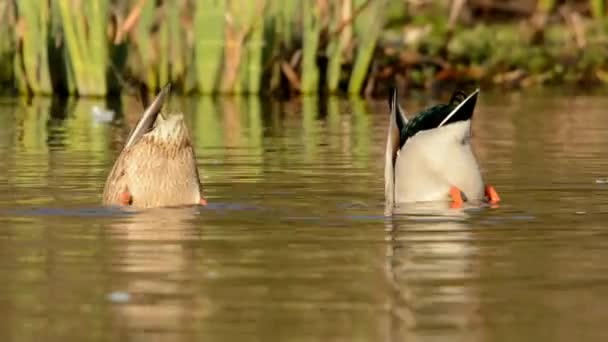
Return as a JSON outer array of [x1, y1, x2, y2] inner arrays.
[[102, 84, 206, 209], [384, 87, 499, 208]]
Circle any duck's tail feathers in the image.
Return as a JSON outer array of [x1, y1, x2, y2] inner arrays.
[[388, 87, 408, 132], [438, 88, 479, 128], [124, 83, 172, 149], [385, 87, 408, 207]]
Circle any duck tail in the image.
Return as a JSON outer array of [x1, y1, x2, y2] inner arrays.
[[124, 83, 172, 149], [438, 88, 480, 128], [385, 87, 408, 207]]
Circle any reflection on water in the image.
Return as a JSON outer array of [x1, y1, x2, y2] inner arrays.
[[108, 207, 205, 342], [1, 89, 608, 341]]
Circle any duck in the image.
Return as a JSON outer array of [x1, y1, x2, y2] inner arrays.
[[384, 87, 499, 208], [102, 84, 207, 209]]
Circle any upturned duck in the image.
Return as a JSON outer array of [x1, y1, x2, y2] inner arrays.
[[384, 87, 499, 208], [102, 84, 206, 209]]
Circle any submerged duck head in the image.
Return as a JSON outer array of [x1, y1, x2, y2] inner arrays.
[[384, 87, 499, 208], [103, 84, 206, 209]]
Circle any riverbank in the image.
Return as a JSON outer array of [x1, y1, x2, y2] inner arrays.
[[0, 0, 607, 98]]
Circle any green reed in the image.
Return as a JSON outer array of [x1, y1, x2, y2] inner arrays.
[[194, 0, 225, 94], [536, 0, 555, 12], [300, 1, 322, 94], [134, 0, 157, 91], [348, 0, 385, 95], [244, 3, 265, 94], [168, 3, 185, 84], [0, 2, 15, 89], [58, 0, 108, 96], [327, 1, 352, 93], [4, 0, 605, 97], [14, 0, 52, 94], [590, 0, 605, 20], [3, 0, 388, 96], [223, 0, 266, 94]]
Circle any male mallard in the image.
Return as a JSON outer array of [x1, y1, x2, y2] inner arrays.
[[384, 87, 499, 208], [102, 84, 206, 209]]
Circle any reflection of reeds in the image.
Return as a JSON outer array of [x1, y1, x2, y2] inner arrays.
[[349, 95, 371, 167], [193, 96, 223, 149], [301, 96, 319, 161]]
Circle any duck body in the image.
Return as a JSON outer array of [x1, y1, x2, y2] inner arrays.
[[385, 88, 496, 207], [393, 120, 484, 203], [103, 84, 205, 209]]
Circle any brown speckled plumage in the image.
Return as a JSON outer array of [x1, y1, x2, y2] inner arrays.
[[102, 85, 204, 209]]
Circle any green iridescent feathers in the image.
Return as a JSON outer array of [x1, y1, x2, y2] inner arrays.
[[388, 88, 479, 149]]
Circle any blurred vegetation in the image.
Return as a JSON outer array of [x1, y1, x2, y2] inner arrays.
[[0, 0, 607, 98]]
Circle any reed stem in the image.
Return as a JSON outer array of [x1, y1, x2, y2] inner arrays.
[[194, 0, 225, 94]]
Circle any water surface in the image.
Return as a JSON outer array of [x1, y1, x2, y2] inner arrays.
[[1, 90, 608, 341]]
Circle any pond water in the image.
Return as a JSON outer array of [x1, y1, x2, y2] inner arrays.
[[1, 89, 608, 342]]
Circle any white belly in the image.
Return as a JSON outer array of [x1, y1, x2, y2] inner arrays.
[[393, 121, 484, 203]]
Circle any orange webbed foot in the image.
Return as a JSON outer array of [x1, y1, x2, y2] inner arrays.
[[119, 191, 132, 206], [484, 185, 500, 204], [449, 186, 465, 209], [199, 198, 208, 206]]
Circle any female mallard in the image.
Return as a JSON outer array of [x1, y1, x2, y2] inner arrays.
[[102, 84, 206, 209], [384, 87, 499, 208]]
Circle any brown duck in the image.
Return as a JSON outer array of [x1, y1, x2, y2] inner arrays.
[[102, 84, 207, 209]]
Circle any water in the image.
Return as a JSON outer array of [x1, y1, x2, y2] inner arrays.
[[0, 89, 608, 342]]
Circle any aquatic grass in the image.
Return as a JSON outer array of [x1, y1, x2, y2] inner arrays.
[[300, 1, 323, 94], [1, 0, 608, 96], [14, 0, 52, 94], [264, 1, 299, 93], [58, 0, 109, 96], [0, 1, 19, 91], [158, 16, 169, 88], [327, 0, 352, 93], [46, 0, 76, 94], [194, 0, 225, 94], [135, 1, 186, 92], [590, 0, 605, 20], [536, 0, 555, 13], [347, 0, 386, 95], [244, 4, 266, 94], [223, 0, 266, 94], [132, 0, 157, 91], [278, 1, 299, 50], [168, 3, 185, 84]]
